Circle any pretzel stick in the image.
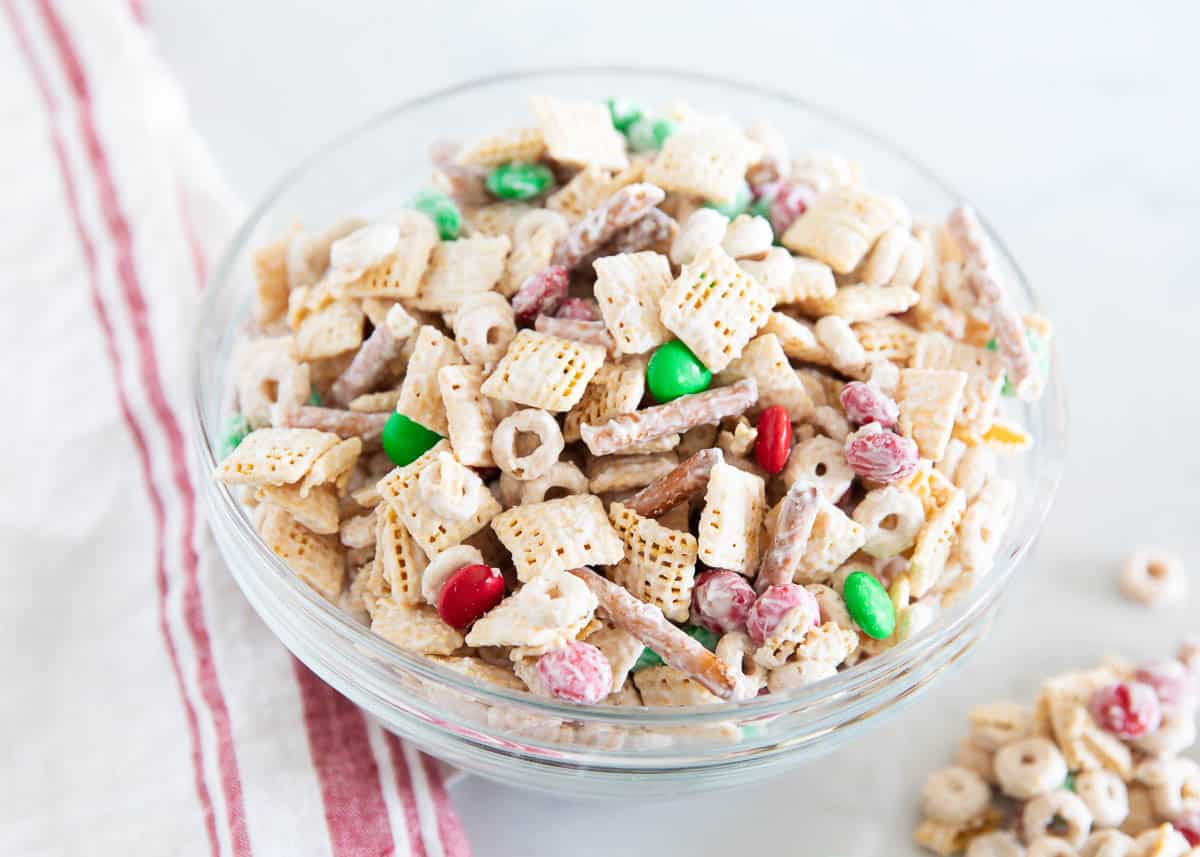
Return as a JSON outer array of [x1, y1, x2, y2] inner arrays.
[[429, 141, 490, 206], [329, 316, 409, 406], [625, 448, 723, 518], [567, 567, 736, 699], [276, 404, 389, 447], [946, 205, 1043, 401], [579, 208, 680, 270], [755, 481, 820, 592], [534, 315, 615, 353], [551, 183, 666, 270], [580, 379, 758, 456]]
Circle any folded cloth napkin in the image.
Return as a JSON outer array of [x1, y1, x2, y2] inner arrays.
[[0, 2, 470, 855]]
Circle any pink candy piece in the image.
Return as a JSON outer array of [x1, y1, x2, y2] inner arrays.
[[843, 425, 919, 484], [691, 569, 756, 635], [1134, 660, 1198, 711], [512, 265, 568, 326], [536, 641, 613, 705], [766, 182, 814, 237], [1088, 682, 1163, 739], [555, 297, 602, 321], [746, 583, 818, 646], [839, 381, 900, 428]]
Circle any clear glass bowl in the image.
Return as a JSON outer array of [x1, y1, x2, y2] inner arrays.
[[189, 68, 1067, 798]]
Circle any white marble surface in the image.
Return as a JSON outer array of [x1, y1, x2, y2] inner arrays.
[[154, 2, 1199, 853]]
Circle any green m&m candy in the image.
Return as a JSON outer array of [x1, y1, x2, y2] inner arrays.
[[411, 189, 462, 240], [627, 115, 676, 152], [308, 387, 323, 406], [631, 625, 718, 673], [646, 339, 712, 403], [842, 571, 896, 640], [704, 180, 752, 219], [219, 413, 252, 459], [485, 162, 555, 201], [381, 412, 442, 467], [607, 97, 644, 133]]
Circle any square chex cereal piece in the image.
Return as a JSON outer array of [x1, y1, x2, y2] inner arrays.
[[455, 126, 546, 168], [697, 458, 765, 574], [593, 251, 673, 355], [531, 95, 628, 170], [378, 441, 501, 559], [438, 364, 496, 467], [762, 312, 833, 365], [660, 245, 774, 373], [547, 165, 615, 223], [217, 428, 340, 487], [371, 598, 463, 655], [397, 326, 463, 436], [852, 317, 922, 365], [490, 494, 624, 581], [714, 333, 813, 419], [255, 483, 340, 535], [480, 329, 606, 412], [293, 301, 364, 360], [609, 502, 698, 623], [376, 501, 427, 605], [410, 235, 511, 312], [341, 212, 438, 299], [563, 357, 645, 441], [645, 126, 763, 205], [909, 483, 966, 598], [781, 186, 909, 274], [897, 368, 968, 462], [912, 333, 1006, 437], [465, 568, 598, 651], [258, 505, 345, 602]]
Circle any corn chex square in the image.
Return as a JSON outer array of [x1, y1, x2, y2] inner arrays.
[[255, 483, 340, 535], [608, 502, 698, 623], [896, 368, 968, 462], [775, 257, 838, 306], [257, 505, 345, 602], [531, 95, 628, 171], [912, 333, 1006, 436], [660, 245, 775, 373], [376, 501, 427, 605], [465, 202, 534, 239], [298, 437, 362, 498], [547, 165, 616, 223], [563, 357, 645, 441], [714, 333, 813, 420], [455, 126, 546, 168], [480, 329, 606, 412], [593, 251, 674, 355], [216, 427, 340, 488], [397, 326, 463, 436], [464, 568, 598, 650], [409, 235, 511, 312], [697, 458, 765, 574], [341, 213, 438, 299], [378, 441, 501, 559], [633, 665, 722, 706], [781, 186, 910, 274], [292, 301, 364, 360], [908, 484, 966, 598], [644, 126, 763, 205], [852, 317, 922, 364], [490, 493, 624, 581], [371, 598, 464, 655], [437, 364, 496, 467]]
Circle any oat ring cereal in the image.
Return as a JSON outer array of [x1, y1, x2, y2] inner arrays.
[[216, 92, 1052, 711], [1119, 547, 1188, 607], [492, 408, 565, 481]]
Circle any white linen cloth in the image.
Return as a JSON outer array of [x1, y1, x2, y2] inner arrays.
[[0, 2, 470, 855]]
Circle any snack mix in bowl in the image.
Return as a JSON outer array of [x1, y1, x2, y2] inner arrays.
[[213, 94, 1052, 708]]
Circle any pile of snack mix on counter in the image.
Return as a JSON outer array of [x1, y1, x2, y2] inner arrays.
[[916, 639, 1200, 857], [214, 94, 1052, 708]]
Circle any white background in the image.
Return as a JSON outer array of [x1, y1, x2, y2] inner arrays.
[[152, 2, 1199, 854]]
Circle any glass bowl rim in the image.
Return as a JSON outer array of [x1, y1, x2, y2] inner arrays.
[[189, 65, 1068, 727]]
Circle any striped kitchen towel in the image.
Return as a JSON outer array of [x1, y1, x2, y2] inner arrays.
[[0, 1, 470, 855]]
